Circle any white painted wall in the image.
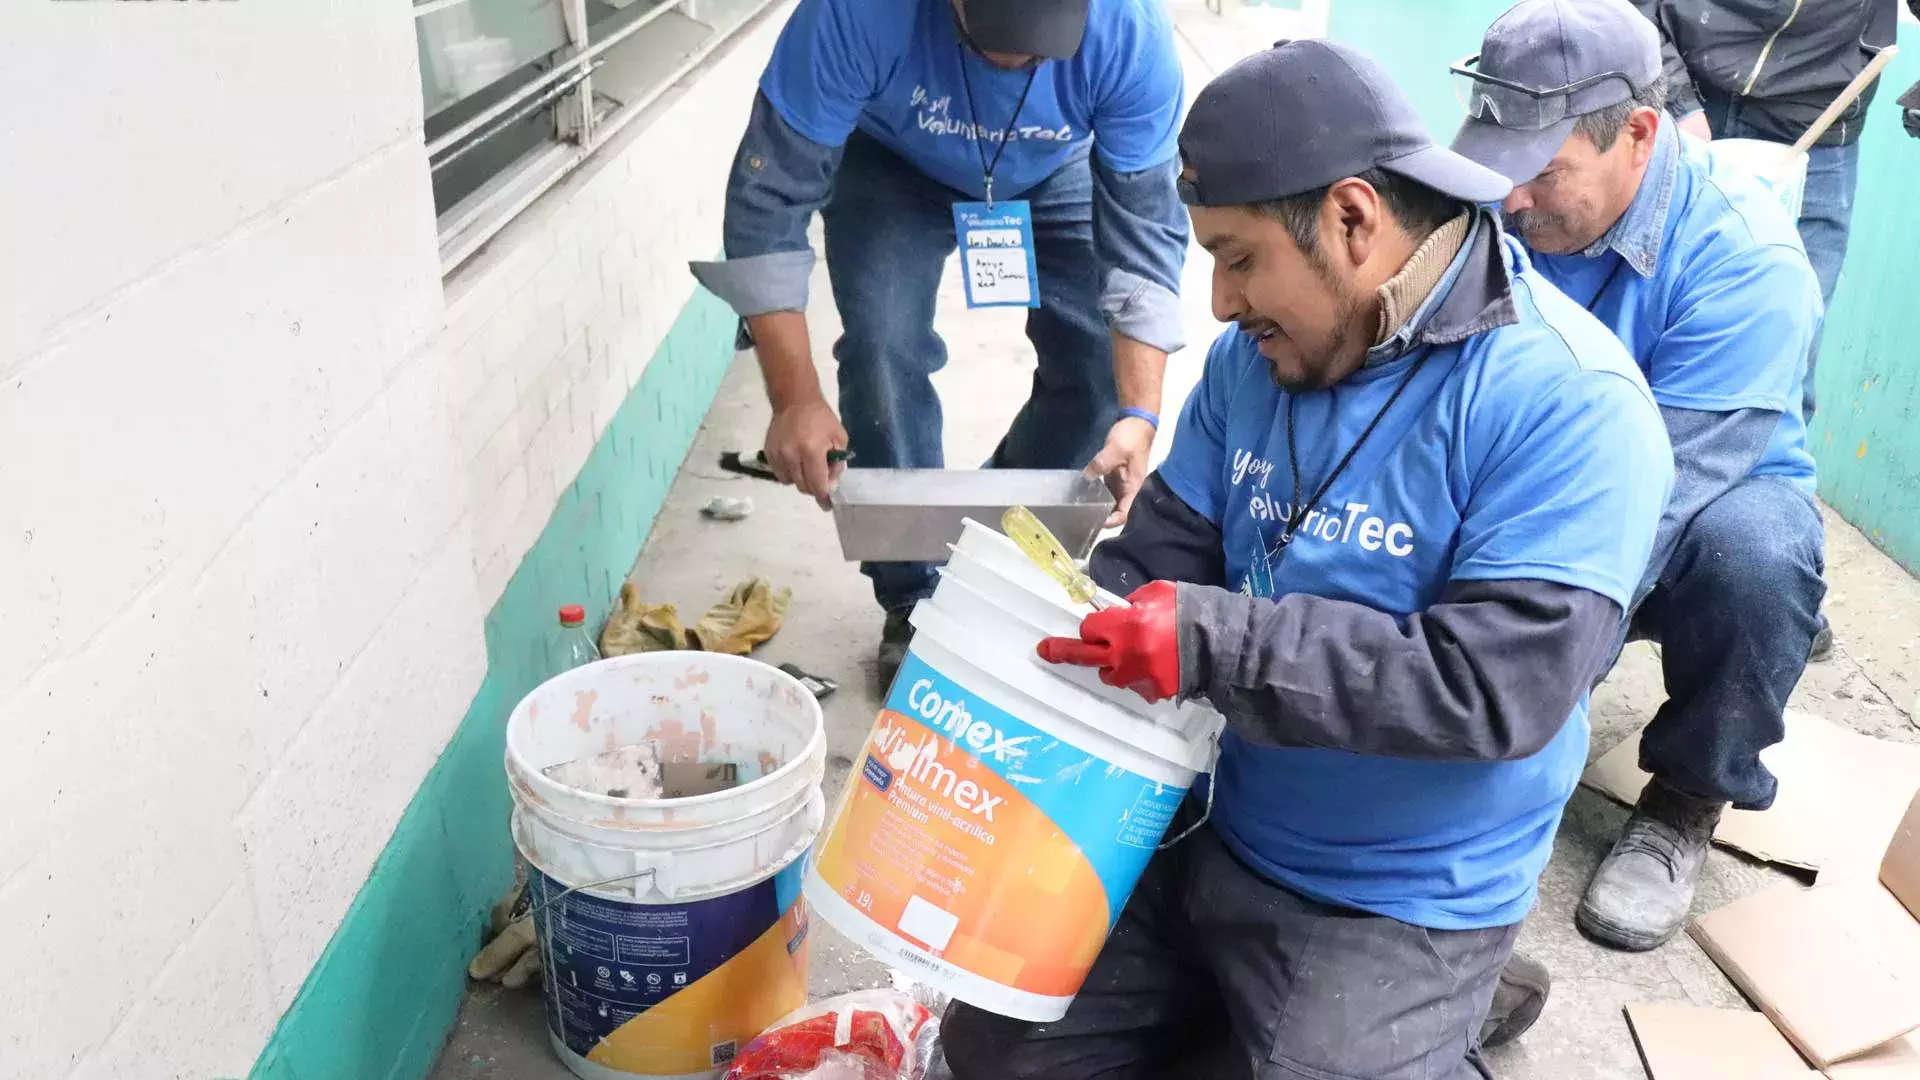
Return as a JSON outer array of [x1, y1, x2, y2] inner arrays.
[[446, 7, 790, 610], [0, 0, 786, 1075]]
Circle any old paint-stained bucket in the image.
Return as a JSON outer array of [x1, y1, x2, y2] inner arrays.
[[506, 653, 825, 1079]]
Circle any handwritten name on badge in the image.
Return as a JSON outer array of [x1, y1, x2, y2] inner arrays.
[[953, 203, 1041, 309]]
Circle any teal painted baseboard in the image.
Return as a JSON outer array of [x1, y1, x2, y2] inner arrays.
[[248, 286, 737, 1080]]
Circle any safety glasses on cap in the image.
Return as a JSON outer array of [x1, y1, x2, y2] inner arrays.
[[1450, 54, 1638, 131]]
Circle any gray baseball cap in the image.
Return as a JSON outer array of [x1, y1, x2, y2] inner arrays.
[[1450, 0, 1663, 185], [1179, 39, 1512, 208], [958, 0, 1089, 60]]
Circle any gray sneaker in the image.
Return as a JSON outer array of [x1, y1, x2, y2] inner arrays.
[[1577, 777, 1725, 951]]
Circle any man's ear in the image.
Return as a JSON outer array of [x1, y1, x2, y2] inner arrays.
[[1325, 176, 1384, 268], [1627, 106, 1662, 166]]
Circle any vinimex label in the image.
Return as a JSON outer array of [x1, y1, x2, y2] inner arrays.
[[532, 858, 810, 1076], [812, 650, 1186, 999]]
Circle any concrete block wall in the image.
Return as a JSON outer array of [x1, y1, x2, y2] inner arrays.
[[0, 0, 790, 1076], [443, 4, 785, 617]]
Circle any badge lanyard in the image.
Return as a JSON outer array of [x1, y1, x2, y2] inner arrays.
[[951, 49, 1044, 308], [1584, 254, 1628, 313], [955, 46, 1038, 209], [1244, 351, 1434, 596]]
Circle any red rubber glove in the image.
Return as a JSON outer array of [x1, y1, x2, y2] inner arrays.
[[1036, 580, 1181, 703]]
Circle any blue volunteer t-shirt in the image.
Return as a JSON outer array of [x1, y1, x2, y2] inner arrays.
[[1159, 235, 1672, 930], [1530, 128, 1821, 496], [758, 0, 1182, 199]]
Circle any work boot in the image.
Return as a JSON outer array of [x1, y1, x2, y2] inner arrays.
[[876, 609, 913, 690], [1577, 776, 1725, 951], [1479, 951, 1550, 1048], [1809, 612, 1835, 662]]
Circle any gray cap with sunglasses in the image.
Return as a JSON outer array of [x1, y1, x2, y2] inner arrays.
[[1450, 0, 1663, 185]]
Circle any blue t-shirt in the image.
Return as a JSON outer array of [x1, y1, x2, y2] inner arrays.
[[1531, 129, 1821, 496], [1159, 236, 1672, 930], [758, 0, 1183, 199]]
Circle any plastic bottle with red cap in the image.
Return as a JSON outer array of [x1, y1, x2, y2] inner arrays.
[[546, 603, 601, 680]]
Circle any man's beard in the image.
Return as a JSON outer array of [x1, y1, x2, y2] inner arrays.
[[1266, 279, 1367, 392]]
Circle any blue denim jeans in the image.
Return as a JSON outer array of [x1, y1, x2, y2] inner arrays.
[[1702, 94, 1861, 420], [820, 131, 1117, 614], [1628, 476, 1826, 810]]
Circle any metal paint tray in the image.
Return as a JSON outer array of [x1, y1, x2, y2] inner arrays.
[[830, 469, 1115, 563]]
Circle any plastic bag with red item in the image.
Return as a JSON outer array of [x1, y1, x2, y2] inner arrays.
[[722, 990, 940, 1080]]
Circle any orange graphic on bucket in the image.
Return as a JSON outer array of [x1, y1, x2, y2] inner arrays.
[[810, 652, 1187, 1013]]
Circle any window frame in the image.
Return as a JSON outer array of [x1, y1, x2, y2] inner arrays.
[[419, 0, 776, 273]]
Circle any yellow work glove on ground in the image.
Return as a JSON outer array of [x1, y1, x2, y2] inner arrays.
[[601, 581, 692, 655], [468, 878, 540, 990], [690, 576, 792, 655]]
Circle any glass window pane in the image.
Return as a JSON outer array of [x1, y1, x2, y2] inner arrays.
[[588, 0, 769, 110], [416, 0, 572, 120], [418, 0, 573, 215]]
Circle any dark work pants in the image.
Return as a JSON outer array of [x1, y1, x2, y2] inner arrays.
[[942, 825, 1517, 1080], [1630, 476, 1827, 810], [819, 131, 1117, 615]]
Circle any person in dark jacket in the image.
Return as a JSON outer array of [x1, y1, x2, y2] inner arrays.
[[689, 0, 1189, 682], [942, 39, 1672, 1080], [1629, 0, 1911, 423], [1452, 0, 1828, 1044]]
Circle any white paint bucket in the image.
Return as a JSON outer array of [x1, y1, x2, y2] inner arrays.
[[1705, 136, 1809, 221], [506, 653, 826, 1080], [807, 519, 1221, 1022]]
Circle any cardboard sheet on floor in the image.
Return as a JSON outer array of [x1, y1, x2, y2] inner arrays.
[[1686, 792, 1920, 1069], [1582, 709, 1920, 875], [1626, 1004, 1920, 1079], [1625, 1002, 1814, 1078]]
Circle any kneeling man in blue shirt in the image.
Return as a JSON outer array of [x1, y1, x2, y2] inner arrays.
[[1448, 0, 1829, 1049], [942, 40, 1671, 1080], [1453, 0, 1827, 967]]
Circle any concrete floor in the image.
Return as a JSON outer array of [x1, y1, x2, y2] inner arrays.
[[427, 6, 1920, 1079]]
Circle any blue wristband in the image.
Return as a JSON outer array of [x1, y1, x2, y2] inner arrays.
[[1119, 406, 1160, 429]]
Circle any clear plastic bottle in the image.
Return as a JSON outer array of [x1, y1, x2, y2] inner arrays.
[[547, 604, 601, 679]]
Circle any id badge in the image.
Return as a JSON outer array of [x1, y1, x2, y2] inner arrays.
[[953, 200, 1041, 309], [1243, 537, 1276, 599]]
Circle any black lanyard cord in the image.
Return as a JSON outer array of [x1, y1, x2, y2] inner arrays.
[[1275, 350, 1435, 557], [1585, 253, 1629, 312], [955, 45, 1039, 207]]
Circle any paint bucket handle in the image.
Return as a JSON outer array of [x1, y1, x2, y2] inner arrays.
[[1157, 737, 1220, 850], [516, 866, 660, 923]]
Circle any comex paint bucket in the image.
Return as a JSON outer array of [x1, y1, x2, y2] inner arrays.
[[807, 519, 1222, 1022], [506, 652, 826, 1080]]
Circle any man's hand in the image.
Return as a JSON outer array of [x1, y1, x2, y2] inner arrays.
[[764, 397, 849, 510], [1085, 416, 1157, 527], [1675, 110, 1713, 142], [1037, 580, 1181, 702]]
